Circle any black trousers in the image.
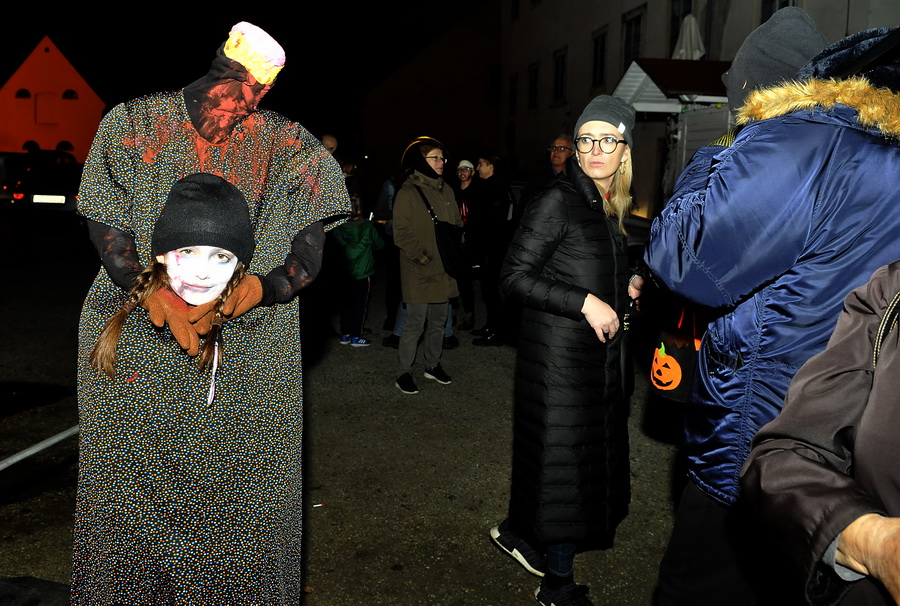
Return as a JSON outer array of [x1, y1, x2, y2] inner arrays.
[[655, 479, 804, 606], [339, 277, 372, 337]]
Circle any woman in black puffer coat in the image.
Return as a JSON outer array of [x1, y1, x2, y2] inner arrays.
[[490, 96, 637, 606]]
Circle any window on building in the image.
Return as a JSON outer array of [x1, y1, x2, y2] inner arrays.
[[592, 30, 607, 89], [527, 62, 539, 110], [62, 89, 79, 100], [670, 0, 693, 56], [15, 89, 32, 98], [623, 6, 646, 69], [552, 47, 567, 105], [761, 0, 795, 22], [509, 73, 518, 115]]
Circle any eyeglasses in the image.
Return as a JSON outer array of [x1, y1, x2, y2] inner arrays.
[[547, 145, 573, 153], [457, 167, 474, 172], [575, 135, 627, 154], [425, 155, 447, 163]]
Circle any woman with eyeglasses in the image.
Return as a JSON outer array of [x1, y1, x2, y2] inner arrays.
[[391, 136, 462, 395], [489, 95, 638, 606]]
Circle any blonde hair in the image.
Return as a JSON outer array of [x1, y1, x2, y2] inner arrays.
[[90, 260, 246, 377], [606, 154, 633, 234]]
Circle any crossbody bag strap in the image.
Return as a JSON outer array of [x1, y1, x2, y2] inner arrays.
[[414, 186, 439, 223], [874, 290, 900, 368]]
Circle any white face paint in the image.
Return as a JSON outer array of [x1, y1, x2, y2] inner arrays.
[[159, 246, 239, 305]]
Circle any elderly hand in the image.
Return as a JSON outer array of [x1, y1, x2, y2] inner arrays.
[[581, 293, 620, 343], [837, 513, 900, 602]]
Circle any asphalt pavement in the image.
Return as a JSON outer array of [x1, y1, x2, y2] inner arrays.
[[0, 210, 683, 605]]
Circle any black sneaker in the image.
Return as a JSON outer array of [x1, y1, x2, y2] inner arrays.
[[534, 581, 594, 606], [489, 519, 546, 577], [443, 335, 460, 350], [395, 372, 419, 394], [382, 334, 400, 349], [424, 364, 452, 385]]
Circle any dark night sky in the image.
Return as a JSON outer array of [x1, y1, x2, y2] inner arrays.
[[8, 4, 484, 146]]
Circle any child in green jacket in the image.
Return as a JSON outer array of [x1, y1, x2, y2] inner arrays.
[[330, 195, 385, 346]]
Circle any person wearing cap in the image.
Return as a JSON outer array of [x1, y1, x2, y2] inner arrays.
[[640, 8, 900, 605], [74, 22, 350, 604], [489, 94, 637, 606], [453, 158, 478, 331]]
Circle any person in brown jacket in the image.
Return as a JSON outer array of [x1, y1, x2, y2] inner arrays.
[[741, 260, 900, 606], [391, 136, 462, 394]]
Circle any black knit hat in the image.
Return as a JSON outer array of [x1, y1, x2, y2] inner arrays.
[[724, 7, 827, 113], [574, 95, 636, 149], [152, 173, 255, 265]]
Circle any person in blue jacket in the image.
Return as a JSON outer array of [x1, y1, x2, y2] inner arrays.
[[638, 9, 900, 605]]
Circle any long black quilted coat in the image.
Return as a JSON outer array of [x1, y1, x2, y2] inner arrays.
[[500, 161, 631, 548]]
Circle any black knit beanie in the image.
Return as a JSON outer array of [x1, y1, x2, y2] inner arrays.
[[152, 173, 255, 265], [574, 95, 636, 149], [724, 7, 827, 113]]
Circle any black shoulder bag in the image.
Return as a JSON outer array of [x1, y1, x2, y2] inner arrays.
[[414, 186, 465, 279]]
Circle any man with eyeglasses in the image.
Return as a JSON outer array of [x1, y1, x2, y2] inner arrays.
[[548, 136, 575, 173], [521, 135, 575, 208]]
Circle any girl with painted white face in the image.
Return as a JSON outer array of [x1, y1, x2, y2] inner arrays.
[[90, 173, 254, 375], [159, 245, 239, 306]]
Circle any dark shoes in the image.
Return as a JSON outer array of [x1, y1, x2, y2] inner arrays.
[[534, 581, 595, 606], [424, 364, 452, 385], [489, 519, 546, 577], [473, 332, 503, 347], [443, 334, 460, 350], [395, 372, 419, 394], [471, 325, 491, 337], [382, 334, 400, 349]]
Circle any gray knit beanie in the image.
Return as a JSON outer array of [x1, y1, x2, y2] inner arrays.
[[574, 95, 636, 149], [724, 7, 827, 113], [152, 173, 255, 265]]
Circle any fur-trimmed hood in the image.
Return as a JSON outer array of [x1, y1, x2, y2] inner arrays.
[[736, 76, 900, 138]]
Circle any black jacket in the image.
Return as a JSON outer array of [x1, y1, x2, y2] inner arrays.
[[500, 163, 631, 547]]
